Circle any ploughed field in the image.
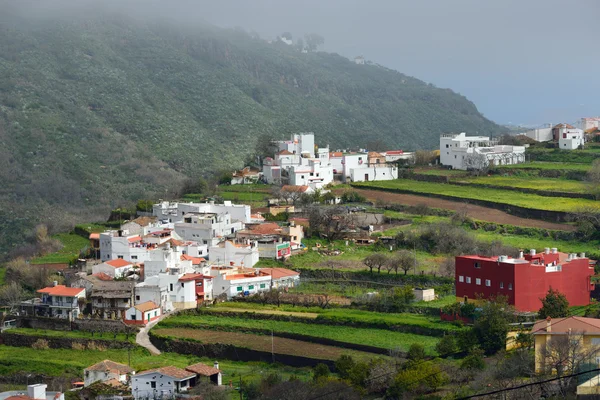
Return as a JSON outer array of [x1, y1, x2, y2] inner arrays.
[[152, 328, 380, 362]]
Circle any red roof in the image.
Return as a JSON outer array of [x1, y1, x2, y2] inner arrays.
[[186, 362, 221, 376], [178, 273, 205, 282], [330, 152, 343, 158], [281, 185, 310, 193], [385, 150, 404, 155], [181, 254, 206, 265], [38, 285, 84, 297], [106, 259, 132, 268], [89, 233, 100, 240], [247, 223, 281, 235], [133, 301, 160, 312], [92, 272, 113, 281], [259, 267, 300, 279], [127, 236, 142, 243], [278, 150, 293, 155]]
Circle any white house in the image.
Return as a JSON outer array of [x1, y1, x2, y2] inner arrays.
[[84, 360, 133, 387], [581, 117, 600, 131], [211, 267, 272, 299], [92, 259, 134, 279], [440, 132, 526, 170], [558, 127, 585, 149], [124, 301, 161, 326], [143, 243, 194, 279], [524, 127, 553, 142], [0, 384, 65, 400], [135, 272, 196, 312], [382, 150, 414, 164], [132, 367, 196, 400], [121, 216, 158, 236], [34, 284, 86, 320], [208, 240, 260, 268], [354, 56, 365, 65], [259, 268, 300, 289], [153, 201, 251, 225], [349, 164, 398, 182], [174, 212, 243, 246], [185, 362, 222, 386]]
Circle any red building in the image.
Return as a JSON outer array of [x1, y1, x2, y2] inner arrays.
[[455, 248, 594, 312]]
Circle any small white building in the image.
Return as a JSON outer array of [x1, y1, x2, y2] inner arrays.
[[349, 164, 398, 182], [354, 56, 365, 65], [92, 259, 134, 279], [208, 240, 260, 268], [413, 288, 435, 302], [440, 132, 526, 170], [121, 216, 158, 236], [259, 268, 300, 289], [174, 212, 244, 247], [153, 201, 251, 225], [0, 384, 65, 400], [124, 301, 161, 326], [132, 367, 196, 400], [558, 127, 585, 150], [135, 272, 197, 312], [84, 360, 133, 387], [35, 285, 86, 320], [186, 362, 222, 386], [524, 127, 553, 142], [211, 267, 273, 299]]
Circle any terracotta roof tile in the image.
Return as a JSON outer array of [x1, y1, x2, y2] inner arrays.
[[137, 366, 195, 380], [278, 150, 293, 155], [92, 272, 114, 281], [89, 233, 100, 240], [106, 259, 132, 268], [186, 363, 221, 376], [259, 267, 300, 279], [127, 236, 142, 243], [37, 285, 84, 297], [133, 301, 160, 312], [129, 216, 157, 227], [85, 360, 133, 374]]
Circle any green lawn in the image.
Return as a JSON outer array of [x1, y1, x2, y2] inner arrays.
[[0, 345, 312, 384], [354, 179, 600, 212], [499, 161, 591, 172], [474, 230, 600, 254], [30, 233, 89, 264], [412, 168, 469, 177], [7, 328, 136, 343], [157, 314, 441, 353]]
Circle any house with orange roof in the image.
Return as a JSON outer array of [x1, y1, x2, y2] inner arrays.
[[84, 360, 134, 387], [122, 216, 158, 236], [132, 366, 196, 399], [92, 258, 134, 279], [211, 266, 272, 299], [231, 166, 262, 185], [124, 301, 161, 325], [20, 283, 85, 320], [259, 268, 300, 289], [135, 270, 197, 311]]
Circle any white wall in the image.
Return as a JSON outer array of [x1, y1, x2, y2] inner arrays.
[[132, 374, 191, 399], [524, 127, 553, 142], [208, 241, 260, 267], [212, 274, 272, 299], [91, 263, 130, 278], [349, 165, 398, 182]]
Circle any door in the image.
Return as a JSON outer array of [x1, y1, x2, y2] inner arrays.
[[364, 174, 369, 181]]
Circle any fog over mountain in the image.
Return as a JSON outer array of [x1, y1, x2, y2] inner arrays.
[[4, 0, 598, 125]]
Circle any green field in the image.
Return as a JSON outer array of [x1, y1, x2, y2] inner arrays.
[[7, 328, 136, 343], [0, 345, 311, 384], [157, 314, 441, 353], [210, 303, 462, 333], [30, 233, 89, 264], [499, 161, 591, 172], [458, 176, 590, 194], [354, 179, 600, 212]]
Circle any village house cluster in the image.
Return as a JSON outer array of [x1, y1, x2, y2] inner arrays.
[[19, 200, 301, 322], [523, 118, 600, 149]]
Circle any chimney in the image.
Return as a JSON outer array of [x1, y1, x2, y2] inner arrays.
[[545, 247, 550, 254], [28, 384, 47, 400], [580, 252, 586, 258], [551, 248, 558, 254], [53, 281, 58, 287], [214, 361, 219, 370], [530, 249, 536, 256], [546, 316, 551, 333], [518, 251, 524, 259]]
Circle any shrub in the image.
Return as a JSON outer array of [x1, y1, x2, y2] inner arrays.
[[460, 347, 486, 370], [435, 335, 457, 357], [312, 363, 330, 382]]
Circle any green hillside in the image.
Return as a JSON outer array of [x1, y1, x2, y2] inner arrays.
[[0, 13, 501, 257]]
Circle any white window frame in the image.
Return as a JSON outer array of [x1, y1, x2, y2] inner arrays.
[[476, 278, 481, 285], [466, 277, 471, 284], [485, 279, 491, 287], [458, 276, 464, 283]]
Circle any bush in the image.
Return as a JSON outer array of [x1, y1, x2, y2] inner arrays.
[[312, 363, 330, 382], [460, 347, 485, 370], [435, 335, 457, 357]]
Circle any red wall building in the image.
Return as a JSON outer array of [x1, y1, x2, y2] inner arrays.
[[455, 248, 594, 312]]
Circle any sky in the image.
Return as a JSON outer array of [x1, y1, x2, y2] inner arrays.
[[4, 0, 599, 126]]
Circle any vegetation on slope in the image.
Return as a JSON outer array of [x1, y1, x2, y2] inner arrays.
[[0, 11, 499, 257]]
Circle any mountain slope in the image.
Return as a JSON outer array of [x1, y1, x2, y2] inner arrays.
[[0, 15, 501, 257]]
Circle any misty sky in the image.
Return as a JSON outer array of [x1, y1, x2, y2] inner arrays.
[[4, 0, 599, 126]]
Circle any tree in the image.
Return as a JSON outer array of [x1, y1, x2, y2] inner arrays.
[[435, 334, 457, 357], [406, 343, 426, 363], [306, 205, 352, 241], [472, 298, 512, 355], [335, 355, 355, 380], [463, 152, 489, 175], [366, 359, 396, 394], [0, 282, 25, 313], [413, 150, 437, 166], [569, 207, 600, 240], [304, 33, 324, 52], [538, 287, 570, 319], [389, 361, 447, 397], [460, 347, 486, 371], [312, 363, 330, 382], [390, 250, 414, 275], [587, 159, 600, 199], [363, 253, 388, 274]]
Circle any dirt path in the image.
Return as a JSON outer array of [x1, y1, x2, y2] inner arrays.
[[137, 314, 170, 355], [352, 188, 576, 231]]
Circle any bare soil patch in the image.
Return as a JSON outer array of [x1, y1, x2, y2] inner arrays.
[[154, 328, 374, 361], [352, 188, 576, 231]]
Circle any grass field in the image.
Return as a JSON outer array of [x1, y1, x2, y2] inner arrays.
[[354, 180, 600, 212], [209, 304, 463, 333], [30, 233, 89, 264], [7, 328, 136, 343], [499, 162, 591, 172], [458, 176, 590, 194], [0, 345, 312, 384], [157, 314, 441, 353]]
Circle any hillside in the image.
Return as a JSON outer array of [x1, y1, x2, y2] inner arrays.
[[0, 13, 501, 257]]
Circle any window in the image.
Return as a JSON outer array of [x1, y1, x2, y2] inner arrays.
[[260, 284, 266, 289], [181, 282, 184, 288], [485, 279, 491, 287], [237, 286, 243, 292], [301, 175, 305, 179], [310, 172, 314, 176], [466, 277, 471, 284], [500, 282, 504, 289], [446, 144, 449, 148], [136, 295, 140, 301], [454, 155, 457, 159], [476, 278, 481, 285], [508, 283, 513, 290], [458, 276, 464, 282], [592, 338, 600, 346], [474, 262, 480, 269], [151, 382, 156, 389], [249, 285, 254, 290], [169, 284, 174, 292], [117, 255, 124, 259]]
